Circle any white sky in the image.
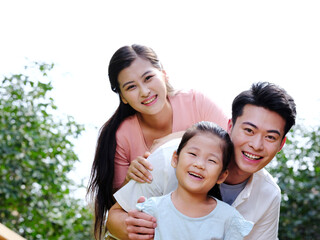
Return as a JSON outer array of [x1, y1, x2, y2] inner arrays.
[[1, 0, 320, 200]]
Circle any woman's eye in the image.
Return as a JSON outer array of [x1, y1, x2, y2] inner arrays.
[[126, 85, 136, 91], [145, 75, 154, 81]]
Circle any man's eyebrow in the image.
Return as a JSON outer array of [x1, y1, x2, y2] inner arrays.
[[267, 130, 281, 136], [242, 121, 281, 136], [242, 122, 258, 129]]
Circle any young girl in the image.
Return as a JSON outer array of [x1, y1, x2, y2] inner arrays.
[[136, 121, 253, 239], [87, 44, 228, 239]]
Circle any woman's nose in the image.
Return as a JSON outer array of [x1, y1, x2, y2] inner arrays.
[[140, 84, 150, 97]]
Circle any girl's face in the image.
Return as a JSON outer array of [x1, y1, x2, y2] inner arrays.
[[118, 57, 169, 116], [172, 133, 228, 196]]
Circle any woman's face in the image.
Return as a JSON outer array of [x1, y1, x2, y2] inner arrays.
[[118, 57, 169, 116]]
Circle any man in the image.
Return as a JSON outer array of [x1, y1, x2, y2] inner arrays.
[[106, 82, 296, 240]]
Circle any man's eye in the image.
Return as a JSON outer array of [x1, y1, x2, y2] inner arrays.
[[244, 128, 253, 134], [266, 135, 276, 141]]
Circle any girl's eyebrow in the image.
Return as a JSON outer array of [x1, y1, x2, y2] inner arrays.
[[242, 121, 281, 136]]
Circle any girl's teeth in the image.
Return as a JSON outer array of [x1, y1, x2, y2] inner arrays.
[[189, 172, 203, 179]]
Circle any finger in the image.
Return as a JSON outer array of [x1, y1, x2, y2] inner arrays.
[[143, 151, 151, 159], [128, 210, 157, 223], [137, 155, 153, 171], [137, 196, 146, 203], [131, 160, 153, 182], [128, 232, 154, 240], [127, 162, 150, 183], [128, 172, 149, 183], [127, 224, 155, 235]]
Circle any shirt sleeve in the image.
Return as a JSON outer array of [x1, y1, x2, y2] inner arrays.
[[113, 140, 130, 190], [225, 211, 254, 240], [136, 198, 156, 216], [114, 139, 180, 212], [193, 90, 229, 130], [245, 194, 280, 240]]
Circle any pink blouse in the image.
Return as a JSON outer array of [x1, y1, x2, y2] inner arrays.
[[113, 89, 228, 189]]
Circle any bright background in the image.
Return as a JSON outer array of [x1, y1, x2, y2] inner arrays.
[[1, 0, 320, 200]]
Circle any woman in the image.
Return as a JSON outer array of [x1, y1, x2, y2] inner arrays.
[[87, 44, 228, 239]]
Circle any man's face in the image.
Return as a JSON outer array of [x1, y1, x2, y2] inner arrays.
[[228, 104, 286, 176]]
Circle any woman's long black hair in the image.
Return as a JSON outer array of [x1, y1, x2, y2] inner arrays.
[[87, 44, 174, 239]]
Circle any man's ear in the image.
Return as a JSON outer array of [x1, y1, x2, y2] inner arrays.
[[217, 170, 229, 184], [171, 151, 178, 168], [120, 93, 128, 104], [227, 119, 233, 134], [279, 136, 286, 152]]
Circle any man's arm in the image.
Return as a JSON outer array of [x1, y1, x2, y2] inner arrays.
[[246, 196, 280, 240], [107, 201, 157, 240]]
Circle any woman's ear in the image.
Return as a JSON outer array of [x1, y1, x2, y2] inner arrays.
[[216, 170, 229, 184], [171, 151, 178, 168], [162, 70, 169, 83], [120, 93, 128, 104]]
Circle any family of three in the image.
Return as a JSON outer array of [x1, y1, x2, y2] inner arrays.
[[87, 44, 297, 240]]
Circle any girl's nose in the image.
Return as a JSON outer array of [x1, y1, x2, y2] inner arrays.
[[193, 160, 205, 169]]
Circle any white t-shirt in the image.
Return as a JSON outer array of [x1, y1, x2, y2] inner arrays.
[[136, 193, 253, 240]]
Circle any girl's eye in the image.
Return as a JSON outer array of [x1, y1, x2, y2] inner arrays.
[[208, 159, 217, 164], [188, 152, 196, 157]]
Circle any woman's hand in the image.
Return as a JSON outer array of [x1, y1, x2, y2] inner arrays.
[[125, 152, 153, 184]]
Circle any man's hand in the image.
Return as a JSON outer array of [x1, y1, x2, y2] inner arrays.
[[126, 197, 157, 240]]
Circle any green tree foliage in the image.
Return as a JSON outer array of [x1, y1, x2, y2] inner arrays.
[[0, 63, 94, 239], [268, 124, 320, 240]]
